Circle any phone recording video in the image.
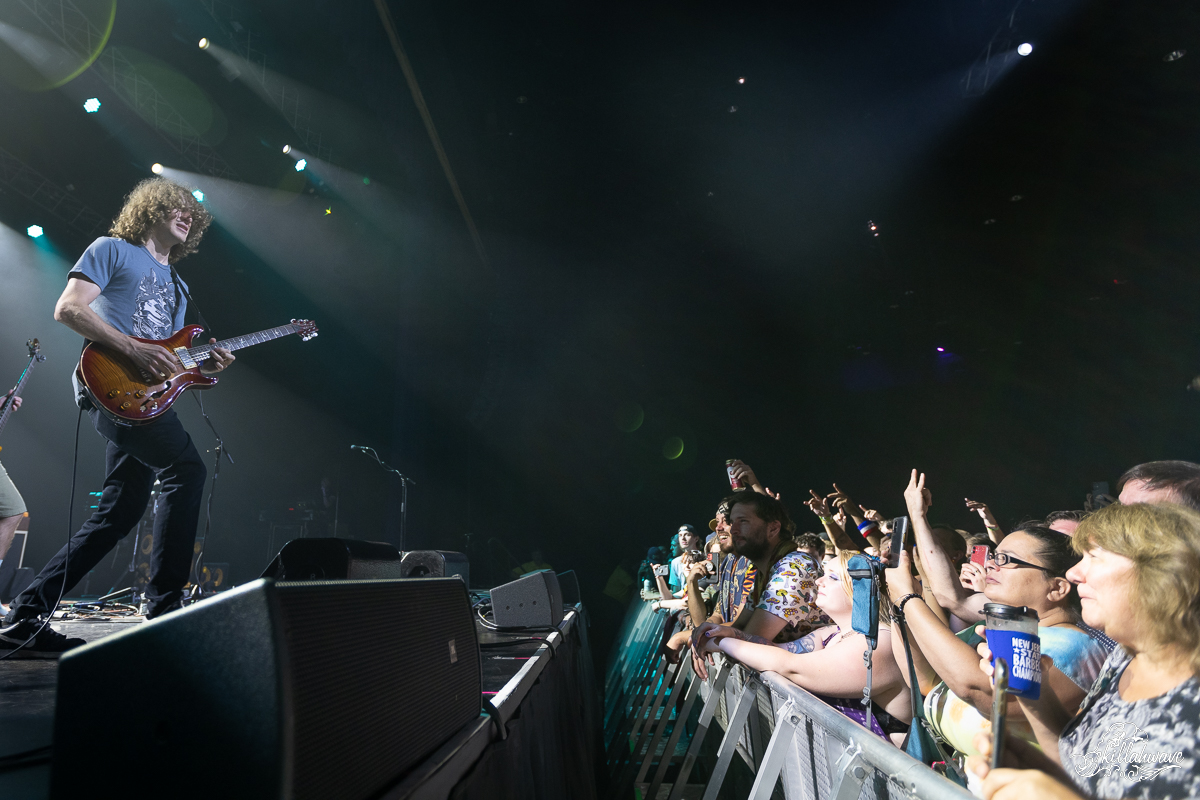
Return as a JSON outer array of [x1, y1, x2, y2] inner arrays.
[[887, 516, 910, 569]]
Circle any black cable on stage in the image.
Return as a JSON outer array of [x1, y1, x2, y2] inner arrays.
[[0, 406, 82, 661]]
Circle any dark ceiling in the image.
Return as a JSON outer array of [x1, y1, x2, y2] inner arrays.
[[1, 0, 1198, 651]]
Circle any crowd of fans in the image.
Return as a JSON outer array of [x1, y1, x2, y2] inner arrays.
[[637, 458, 1200, 800]]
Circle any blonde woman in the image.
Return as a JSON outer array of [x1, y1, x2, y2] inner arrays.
[[698, 550, 911, 744], [971, 502, 1200, 800]]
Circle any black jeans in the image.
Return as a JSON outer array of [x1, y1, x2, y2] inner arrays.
[[6, 408, 206, 622]]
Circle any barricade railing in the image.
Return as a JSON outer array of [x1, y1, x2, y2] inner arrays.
[[604, 599, 976, 800]]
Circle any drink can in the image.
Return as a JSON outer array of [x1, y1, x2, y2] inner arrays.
[[983, 603, 1041, 699], [726, 459, 744, 490]]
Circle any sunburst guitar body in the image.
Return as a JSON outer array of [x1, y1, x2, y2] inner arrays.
[[77, 320, 317, 425]]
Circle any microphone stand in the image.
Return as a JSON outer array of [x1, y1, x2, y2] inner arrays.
[[192, 393, 234, 597], [352, 446, 415, 551]]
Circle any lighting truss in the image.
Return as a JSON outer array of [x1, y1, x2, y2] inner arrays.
[[0, 145, 108, 236], [198, 0, 334, 163], [18, 0, 249, 206]]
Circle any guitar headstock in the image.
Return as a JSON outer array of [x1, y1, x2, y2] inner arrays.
[[26, 339, 45, 363], [290, 319, 319, 342]]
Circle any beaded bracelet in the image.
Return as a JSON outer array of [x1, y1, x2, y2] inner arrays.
[[894, 592, 923, 620]]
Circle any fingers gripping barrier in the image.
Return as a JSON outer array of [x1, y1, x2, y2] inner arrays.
[[606, 600, 976, 800]]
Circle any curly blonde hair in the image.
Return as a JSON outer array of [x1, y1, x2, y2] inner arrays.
[[1073, 502, 1200, 672], [109, 177, 212, 264]]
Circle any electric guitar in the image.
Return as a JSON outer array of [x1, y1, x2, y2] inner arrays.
[[0, 339, 46, 447], [77, 320, 318, 424]]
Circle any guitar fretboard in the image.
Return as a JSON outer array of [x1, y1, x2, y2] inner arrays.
[[184, 324, 301, 361]]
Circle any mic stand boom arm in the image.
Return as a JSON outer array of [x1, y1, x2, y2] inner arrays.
[[351, 445, 415, 551]]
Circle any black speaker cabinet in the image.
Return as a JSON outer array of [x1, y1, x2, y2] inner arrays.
[[261, 537, 405, 581], [400, 549, 470, 587], [52, 578, 482, 800], [490, 569, 564, 628]]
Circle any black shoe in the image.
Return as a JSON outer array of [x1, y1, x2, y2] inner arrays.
[[0, 620, 86, 659]]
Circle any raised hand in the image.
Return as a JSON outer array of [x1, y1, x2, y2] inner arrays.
[[859, 504, 885, 523], [966, 499, 1002, 531], [727, 459, 762, 491], [904, 469, 932, 518], [805, 489, 831, 519]]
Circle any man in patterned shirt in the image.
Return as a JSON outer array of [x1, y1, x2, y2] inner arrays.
[[691, 492, 830, 673]]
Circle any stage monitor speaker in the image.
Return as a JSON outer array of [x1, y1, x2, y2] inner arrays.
[[490, 569, 564, 628], [556, 569, 581, 605], [400, 550, 470, 587], [261, 537, 405, 581], [52, 577, 482, 800]]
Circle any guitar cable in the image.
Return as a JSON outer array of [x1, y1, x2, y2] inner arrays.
[[0, 406, 82, 661]]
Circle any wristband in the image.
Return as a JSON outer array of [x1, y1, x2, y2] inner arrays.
[[857, 520, 879, 532], [895, 593, 923, 618], [819, 516, 832, 524]]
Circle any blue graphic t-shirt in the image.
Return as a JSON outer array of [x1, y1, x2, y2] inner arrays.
[[69, 237, 187, 339]]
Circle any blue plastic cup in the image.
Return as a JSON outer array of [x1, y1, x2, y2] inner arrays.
[[983, 603, 1041, 699]]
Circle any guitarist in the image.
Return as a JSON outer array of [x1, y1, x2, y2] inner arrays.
[[0, 178, 235, 658], [0, 389, 27, 619]]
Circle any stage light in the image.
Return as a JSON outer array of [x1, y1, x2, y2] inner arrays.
[[737, 77, 745, 84], [295, 158, 307, 172], [282, 144, 291, 154], [151, 163, 164, 174], [1017, 43, 1033, 56], [362, 177, 370, 185], [192, 189, 205, 202], [936, 347, 946, 352], [27, 225, 44, 238], [198, 38, 209, 50], [83, 98, 101, 113]]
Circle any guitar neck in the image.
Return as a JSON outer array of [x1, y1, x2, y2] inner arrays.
[[0, 356, 39, 438], [185, 324, 302, 360]]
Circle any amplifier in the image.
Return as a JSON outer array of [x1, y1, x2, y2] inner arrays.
[[52, 578, 482, 800], [261, 537, 406, 581], [399, 550, 470, 587]]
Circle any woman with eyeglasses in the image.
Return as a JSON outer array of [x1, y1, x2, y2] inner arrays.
[[968, 501, 1200, 800], [884, 523, 1108, 761]]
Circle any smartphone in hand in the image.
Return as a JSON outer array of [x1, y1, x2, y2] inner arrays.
[[653, 564, 669, 577], [990, 657, 1009, 770], [887, 516, 910, 568], [971, 545, 990, 568]]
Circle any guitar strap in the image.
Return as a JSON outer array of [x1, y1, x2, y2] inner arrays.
[[169, 264, 214, 337]]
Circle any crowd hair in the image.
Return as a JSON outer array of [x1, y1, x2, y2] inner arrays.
[[109, 177, 213, 264], [1117, 460, 1200, 512], [1073, 502, 1200, 673], [1045, 509, 1089, 525], [794, 532, 826, 560], [1009, 524, 1082, 612], [724, 490, 794, 539]]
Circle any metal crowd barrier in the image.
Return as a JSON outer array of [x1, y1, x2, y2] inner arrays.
[[604, 599, 975, 800]]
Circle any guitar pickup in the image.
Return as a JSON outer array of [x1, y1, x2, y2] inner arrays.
[[174, 348, 198, 370]]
